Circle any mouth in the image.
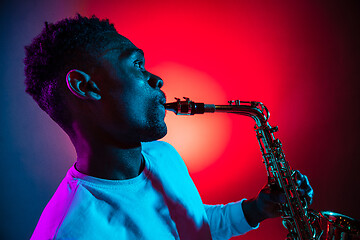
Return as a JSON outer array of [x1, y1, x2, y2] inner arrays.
[[158, 91, 167, 106], [159, 97, 166, 106]]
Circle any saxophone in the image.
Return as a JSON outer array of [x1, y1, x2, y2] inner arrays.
[[165, 97, 360, 240]]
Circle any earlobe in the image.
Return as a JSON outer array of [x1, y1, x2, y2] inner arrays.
[[87, 81, 101, 100], [66, 69, 101, 100]]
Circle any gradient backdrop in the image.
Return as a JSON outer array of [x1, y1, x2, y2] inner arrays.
[[1, 0, 359, 239]]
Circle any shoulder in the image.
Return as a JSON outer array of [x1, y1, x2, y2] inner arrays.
[[33, 179, 113, 239], [141, 141, 188, 172], [31, 176, 81, 239], [141, 141, 180, 157]]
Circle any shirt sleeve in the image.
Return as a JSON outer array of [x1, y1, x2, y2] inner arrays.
[[204, 199, 259, 240]]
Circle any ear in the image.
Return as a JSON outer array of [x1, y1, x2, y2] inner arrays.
[[66, 69, 101, 100]]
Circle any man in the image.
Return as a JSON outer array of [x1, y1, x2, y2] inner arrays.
[[25, 14, 313, 239]]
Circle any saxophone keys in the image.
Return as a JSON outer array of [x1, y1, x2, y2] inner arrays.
[[270, 126, 279, 133], [228, 100, 241, 105]]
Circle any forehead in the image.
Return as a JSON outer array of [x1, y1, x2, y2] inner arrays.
[[96, 32, 137, 57]]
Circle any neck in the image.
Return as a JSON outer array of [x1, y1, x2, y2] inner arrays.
[[70, 126, 144, 180], [76, 144, 144, 180]]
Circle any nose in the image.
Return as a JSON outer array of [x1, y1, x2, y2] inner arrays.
[[148, 73, 164, 89]]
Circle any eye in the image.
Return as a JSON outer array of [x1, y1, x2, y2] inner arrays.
[[134, 60, 144, 70]]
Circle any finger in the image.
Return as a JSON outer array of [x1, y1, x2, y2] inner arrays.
[[306, 188, 314, 205], [302, 174, 313, 192], [293, 170, 313, 192], [293, 170, 304, 186], [301, 174, 314, 200], [298, 188, 305, 196], [274, 203, 283, 217], [293, 170, 314, 205]]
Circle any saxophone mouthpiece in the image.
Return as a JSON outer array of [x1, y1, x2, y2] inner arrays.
[[164, 97, 215, 115]]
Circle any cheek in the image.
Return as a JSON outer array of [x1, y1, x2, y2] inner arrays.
[[101, 77, 154, 125], [117, 87, 150, 122]]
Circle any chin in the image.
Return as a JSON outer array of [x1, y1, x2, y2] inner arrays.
[[141, 123, 167, 142]]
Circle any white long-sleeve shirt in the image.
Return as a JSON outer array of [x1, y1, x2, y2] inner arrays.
[[31, 141, 256, 240]]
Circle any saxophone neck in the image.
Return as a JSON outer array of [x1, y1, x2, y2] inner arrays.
[[164, 97, 269, 124]]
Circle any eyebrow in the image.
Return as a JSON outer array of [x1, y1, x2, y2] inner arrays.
[[125, 48, 144, 57], [135, 49, 144, 55]]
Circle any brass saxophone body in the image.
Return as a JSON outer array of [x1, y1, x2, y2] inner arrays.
[[165, 97, 360, 240]]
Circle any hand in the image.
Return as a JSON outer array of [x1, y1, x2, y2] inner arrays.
[[242, 170, 313, 227], [293, 170, 314, 205], [242, 183, 285, 227]]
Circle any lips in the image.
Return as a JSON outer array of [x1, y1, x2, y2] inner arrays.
[[159, 97, 166, 105], [158, 90, 167, 106]]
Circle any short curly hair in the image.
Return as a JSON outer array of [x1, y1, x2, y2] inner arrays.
[[24, 14, 118, 130]]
